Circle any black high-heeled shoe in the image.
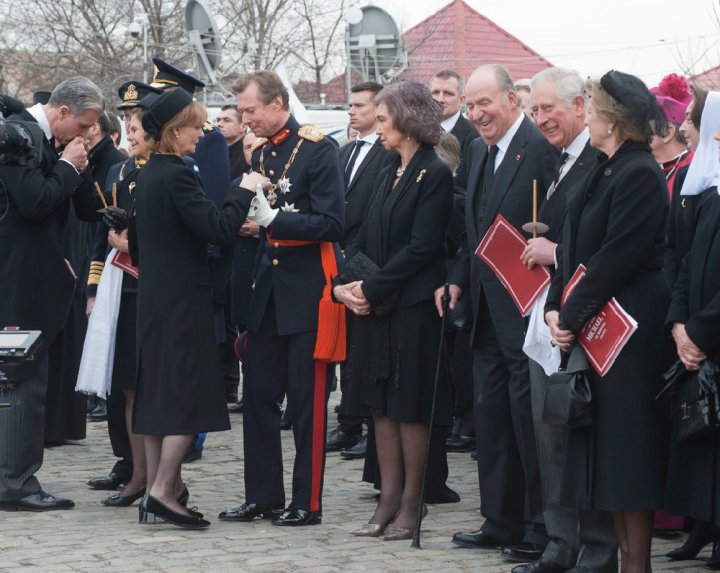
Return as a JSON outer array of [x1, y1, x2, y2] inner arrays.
[[666, 520, 717, 561], [707, 540, 720, 570], [138, 494, 156, 524], [102, 488, 146, 507], [177, 486, 189, 507], [143, 495, 210, 529]]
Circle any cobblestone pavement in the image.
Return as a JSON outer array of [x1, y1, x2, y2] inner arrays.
[[0, 394, 711, 573]]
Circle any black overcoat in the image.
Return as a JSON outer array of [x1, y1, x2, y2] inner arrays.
[[546, 141, 671, 511], [664, 190, 720, 525], [132, 154, 251, 435]]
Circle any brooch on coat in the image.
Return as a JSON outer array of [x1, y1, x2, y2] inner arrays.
[[416, 169, 427, 183], [281, 202, 299, 213]]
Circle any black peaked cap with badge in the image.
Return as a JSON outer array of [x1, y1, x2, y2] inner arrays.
[[117, 81, 162, 111], [150, 57, 205, 94]]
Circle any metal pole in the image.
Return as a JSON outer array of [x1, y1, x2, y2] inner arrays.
[[344, 0, 351, 101], [143, 22, 148, 84]]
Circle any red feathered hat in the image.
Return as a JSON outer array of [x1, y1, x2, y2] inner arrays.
[[650, 73, 692, 125]]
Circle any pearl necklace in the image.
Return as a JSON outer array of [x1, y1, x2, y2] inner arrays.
[[395, 165, 407, 178]]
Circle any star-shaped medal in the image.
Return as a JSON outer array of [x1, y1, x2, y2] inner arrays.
[[278, 177, 292, 194], [280, 202, 299, 213]]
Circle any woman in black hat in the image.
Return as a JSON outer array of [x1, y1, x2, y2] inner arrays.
[[544, 71, 671, 573], [131, 89, 263, 528]]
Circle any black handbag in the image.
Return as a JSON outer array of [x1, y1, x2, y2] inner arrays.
[[340, 251, 399, 316], [657, 359, 720, 443], [542, 345, 593, 428]]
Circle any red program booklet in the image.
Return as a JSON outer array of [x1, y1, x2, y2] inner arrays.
[[561, 264, 638, 376], [475, 214, 551, 316], [110, 250, 139, 279]]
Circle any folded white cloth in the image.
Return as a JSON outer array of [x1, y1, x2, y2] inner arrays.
[[75, 248, 123, 398], [523, 286, 561, 376]]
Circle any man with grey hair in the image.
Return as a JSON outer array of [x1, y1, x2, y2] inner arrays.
[[510, 67, 618, 573], [440, 64, 557, 558], [0, 76, 104, 511]]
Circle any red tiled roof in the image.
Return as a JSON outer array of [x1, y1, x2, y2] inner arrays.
[[691, 65, 720, 91], [298, 0, 552, 103], [402, 0, 552, 84]]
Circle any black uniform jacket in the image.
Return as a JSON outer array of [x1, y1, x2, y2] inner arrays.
[[338, 138, 394, 249], [247, 116, 345, 336], [449, 115, 558, 342], [666, 190, 720, 357], [347, 144, 454, 309], [0, 110, 101, 347]]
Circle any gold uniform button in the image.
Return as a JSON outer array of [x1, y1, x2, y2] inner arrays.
[[272, 258, 279, 266], [269, 169, 275, 176], [274, 242, 279, 248], [271, 151, 277, 157]]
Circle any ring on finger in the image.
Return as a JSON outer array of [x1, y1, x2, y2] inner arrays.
[[550, 337, 556, 347], [528, 257, 534, 265]]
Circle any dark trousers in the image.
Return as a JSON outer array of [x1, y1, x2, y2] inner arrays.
[[106, 389, 132, 482], [447, 328, 474, 437], [336, 311, 363, 434], [529, 359, 618, 571], [473, 295, 547, 545], [0, 353, 48, 501], [243, 302, 332, 512]]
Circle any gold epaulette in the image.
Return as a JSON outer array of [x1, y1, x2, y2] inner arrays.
[[251, 137, 269, 152], [298, 125, 325, 142], [202, 121, 214, 133], [87, 261, 105, 286]]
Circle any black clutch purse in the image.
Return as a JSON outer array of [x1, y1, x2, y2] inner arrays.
[[340, 251, 399, 316], [657, 359, 720, 443], [542, 345, 593, 428]]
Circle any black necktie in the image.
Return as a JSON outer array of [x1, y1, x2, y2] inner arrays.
[[552, 151, 570, 188], [483, 145, 499, 192], [344, 140, 365, 186]]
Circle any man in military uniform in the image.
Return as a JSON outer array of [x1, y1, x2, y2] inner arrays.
[[219, 70, 344, 526]]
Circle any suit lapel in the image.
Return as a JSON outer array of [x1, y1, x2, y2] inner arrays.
[[347, 141, 381, 195], [482, 116, 531, 229], [550, 142, 596, 234], [465, 140, 486, 242]]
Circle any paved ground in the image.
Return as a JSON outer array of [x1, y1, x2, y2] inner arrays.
[[0, 394, 712, 573]]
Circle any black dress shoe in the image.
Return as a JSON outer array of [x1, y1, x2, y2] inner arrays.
[[452, 529, 507, 549], [102, 488, 146, 507], [87, 402, 108, 422], [177, 486, 189, 507], [341, 434, 368, 459], [0, 492, 75, 512], [502, 542, 546, 563], [87, 471, 126, 491], [218, 502, 284, 522], [326, 428, 361, 451], [142, 495, 209, 529], [511, 558, 567, 573], [446, 434, 476, 453], [271, 507, 321, 526], [228, 400, 243, 414]]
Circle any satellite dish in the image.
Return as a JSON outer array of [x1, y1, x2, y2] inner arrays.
[[347, 7, 363, 25], [185, 0, 222, 87], [348, 6, 404, 83]]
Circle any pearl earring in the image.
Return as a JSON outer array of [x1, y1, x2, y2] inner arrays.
[[607, 126, 613, 134]]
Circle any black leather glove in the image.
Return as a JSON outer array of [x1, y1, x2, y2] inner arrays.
[[99, 206, 128, 232]]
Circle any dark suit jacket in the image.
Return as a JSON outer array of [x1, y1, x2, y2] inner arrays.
[[346, 144, 454, 309], [539, 140, 597, 246], [449, 114, 558, 344], [450, 114, 479, 190], [338, 138, 394, 249], [0, 110, 101, 347]]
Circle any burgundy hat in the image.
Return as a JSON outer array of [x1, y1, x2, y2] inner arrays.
[[651, 73, 692, 125]]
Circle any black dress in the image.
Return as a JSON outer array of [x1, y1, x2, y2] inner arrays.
[[342, 145, 454, 424], [664, 190, 720, 525], [546, 141, 672, 511], [132, 154, 251, 435]]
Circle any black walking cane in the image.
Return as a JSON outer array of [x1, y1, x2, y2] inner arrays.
[[411, 283, 451, 549]]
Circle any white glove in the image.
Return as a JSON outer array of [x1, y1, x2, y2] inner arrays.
[[248, 183, 278, 228]]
